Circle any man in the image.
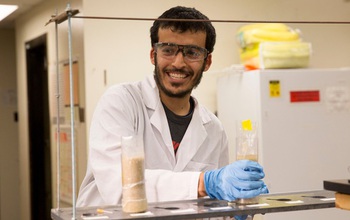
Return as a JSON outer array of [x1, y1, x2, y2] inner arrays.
[[77, 6, 268, 208]]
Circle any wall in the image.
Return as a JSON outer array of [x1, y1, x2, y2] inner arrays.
[[15, 0, 85, 219], [82, 0, 350, 131], [0, 29, 20, 220]]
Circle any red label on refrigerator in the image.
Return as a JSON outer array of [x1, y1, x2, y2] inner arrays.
[[290, 90, 320, 102]]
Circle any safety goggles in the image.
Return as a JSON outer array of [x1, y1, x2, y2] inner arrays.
[[154, 42, 209, 62]]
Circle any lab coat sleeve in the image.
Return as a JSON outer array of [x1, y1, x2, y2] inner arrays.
[[83, 85, 142, 205], [145, 169, 201, 202]]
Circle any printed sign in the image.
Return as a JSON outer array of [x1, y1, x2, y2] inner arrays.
[[290, 90, 320, 102], [269, 80, 280, 97]]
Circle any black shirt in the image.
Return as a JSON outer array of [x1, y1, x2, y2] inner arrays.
[[162, 98, 194, 154]]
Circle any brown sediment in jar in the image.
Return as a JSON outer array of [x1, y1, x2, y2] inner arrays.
[[122, 156, 147, 213]]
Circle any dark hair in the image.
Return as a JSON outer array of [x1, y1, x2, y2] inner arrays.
[[150, 6, 216, 53]]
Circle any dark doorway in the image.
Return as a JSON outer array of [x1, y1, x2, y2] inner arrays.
[[26, 34, 52, 220]]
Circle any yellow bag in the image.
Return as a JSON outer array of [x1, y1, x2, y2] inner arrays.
[[236, 23, 301, 48], [236, 23, 311, 69], [260, 41, 312, 69]]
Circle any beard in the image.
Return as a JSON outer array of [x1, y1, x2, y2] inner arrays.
[[153, 56, 205, 98]]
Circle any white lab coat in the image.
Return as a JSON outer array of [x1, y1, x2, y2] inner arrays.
[[77, 75, 229, 207]]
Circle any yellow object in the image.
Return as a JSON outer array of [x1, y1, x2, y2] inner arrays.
[[240, 42, 312, 69], [239, 41, 311, 69], [237, 23, 291, 33], [269, 80, 281, 97], [236, 23, 300, 48], [97, 208, 113, 214], [260, 42, 311, 69], [335, 193, 350, 210], [236, 23, 311, 70], [241, 120, 252, 131]]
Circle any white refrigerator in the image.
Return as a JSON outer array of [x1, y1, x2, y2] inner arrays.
[[217, 68, 350, 220]]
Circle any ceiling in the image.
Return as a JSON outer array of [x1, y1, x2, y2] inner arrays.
[[0, 0, 44, 28]]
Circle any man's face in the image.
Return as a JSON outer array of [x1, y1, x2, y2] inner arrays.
[[150, 28, 212, 98]]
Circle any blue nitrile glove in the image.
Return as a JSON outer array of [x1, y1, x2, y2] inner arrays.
[[204, 160, 268, 201], [234, 215, 248, 220]]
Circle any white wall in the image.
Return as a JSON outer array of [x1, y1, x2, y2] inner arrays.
[[0, 29, 19, 220]]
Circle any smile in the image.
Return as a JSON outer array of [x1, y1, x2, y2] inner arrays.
[[169, 72, 187, 79]]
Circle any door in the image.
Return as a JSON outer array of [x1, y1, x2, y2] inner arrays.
[[26, 34, 52, 220]]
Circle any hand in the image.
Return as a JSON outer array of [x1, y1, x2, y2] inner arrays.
[[204, 160, 268, 201], [234, 215, 248, 220]]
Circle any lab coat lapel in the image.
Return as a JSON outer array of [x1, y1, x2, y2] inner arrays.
[[149, 103, 174, 156], [174, 105, 207, 171], [142, 76, 175, 162]]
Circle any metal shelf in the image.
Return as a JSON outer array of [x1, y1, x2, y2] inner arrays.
[[51, 190, 336, 220]]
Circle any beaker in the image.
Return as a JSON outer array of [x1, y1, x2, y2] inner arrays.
[[235, 120, 259, 204], [236, 120, 258, 162]]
